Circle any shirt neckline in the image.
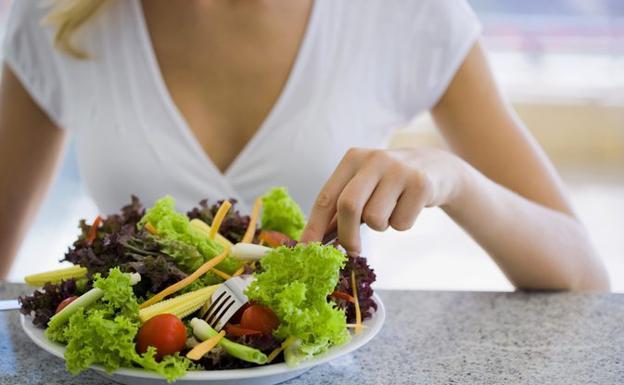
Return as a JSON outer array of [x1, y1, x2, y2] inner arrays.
[[132, 0, 321, 182]]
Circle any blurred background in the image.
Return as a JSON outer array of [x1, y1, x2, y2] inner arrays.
[[2, 0, 623, 291]]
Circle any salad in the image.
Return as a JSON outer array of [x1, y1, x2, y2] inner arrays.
[[18, 187, 377, 382]]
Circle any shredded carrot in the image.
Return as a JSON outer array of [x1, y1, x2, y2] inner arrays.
[[209, 200, 232, 240], [351, 270, 362, 335], [139, 247, 229, 309], [267, 336, 297, 363], [210, 267, 231, 280], [346, 323, 368, 329], [242, 197, 262, 243], [258, 239, 265, 246], [144, 223, 157, 235], [186, 330, 226, 360], [86, 216, 102, 245], [331, 290, 356, 304], [232, 264, 246, 277]]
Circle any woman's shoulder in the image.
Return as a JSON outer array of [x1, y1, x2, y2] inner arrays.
[[3, 0, 53, 50], [318, 0, 482, 116], [326, 0, 478, 33], [2, 1, 68, 127]]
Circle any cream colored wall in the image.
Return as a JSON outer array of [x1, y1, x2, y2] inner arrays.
[[389, 102, 624, 172]]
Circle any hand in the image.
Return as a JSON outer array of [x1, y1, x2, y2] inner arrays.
[[300, 147, 469, 254]]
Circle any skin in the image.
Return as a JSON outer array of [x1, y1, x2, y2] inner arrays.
[[0, 1, 609, 290], [0, 66, 66, 278], [300, 44, 609, 291]]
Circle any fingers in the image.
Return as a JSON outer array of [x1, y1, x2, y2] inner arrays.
[[302, 148, 432, 252], [362, 173, 405, 231], [300, 148, 365, 243], [389, 172, 431, 231], [336, 162, 382, 254]]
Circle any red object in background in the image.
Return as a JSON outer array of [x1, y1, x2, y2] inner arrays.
[[136, 314, 187, 359], [240, 304, 279, 334], [55, 296, 79, 314]]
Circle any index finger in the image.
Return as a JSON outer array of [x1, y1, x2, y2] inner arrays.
[[300, 152, 361, 242]]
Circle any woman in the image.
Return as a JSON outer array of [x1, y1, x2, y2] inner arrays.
[[0, 0, 609, 290]]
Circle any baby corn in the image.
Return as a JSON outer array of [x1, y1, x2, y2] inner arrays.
[[138, 284, 219, 323], [190, 219, 233, 249], [24, 265, 88, 286]]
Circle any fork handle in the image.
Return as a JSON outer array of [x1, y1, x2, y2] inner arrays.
[[0, 299, 20, 311]]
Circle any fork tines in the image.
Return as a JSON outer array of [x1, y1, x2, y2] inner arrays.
[[202, 275, 252, 331], [204, 291, 234, 329]]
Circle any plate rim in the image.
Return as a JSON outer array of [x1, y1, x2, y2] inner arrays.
[[20, 293, 385, 381]]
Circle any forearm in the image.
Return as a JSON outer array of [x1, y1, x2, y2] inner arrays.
[[442, 163, 609, 291], [0, 134, 65, 277], [0, 64, 66, 278]]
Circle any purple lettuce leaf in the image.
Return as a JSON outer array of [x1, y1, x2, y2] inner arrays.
[[333, 255, 377, 323], [18, 279, 82, 328]]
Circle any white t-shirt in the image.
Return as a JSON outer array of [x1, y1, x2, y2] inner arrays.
[[3, 0, 481, 215]]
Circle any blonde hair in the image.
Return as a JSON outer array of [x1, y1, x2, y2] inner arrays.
[[44, 0, 110, 58]]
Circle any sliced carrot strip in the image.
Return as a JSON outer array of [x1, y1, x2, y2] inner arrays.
[[267, 336, 297, 363], [210, 267, 231, 280], [144, 222, 157, 235], [351, 270, 362, 335], [331, 290, 356, 304], [209, 200, 232, 240], [139, 247, 229, 309], [186, 330, 226, 360], [86, 216, 102, 245], [242, 197, 262, 243], [346, 323, 368, 329]]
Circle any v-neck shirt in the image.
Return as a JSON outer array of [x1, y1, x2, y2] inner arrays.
[[3, 0, 481, 215]]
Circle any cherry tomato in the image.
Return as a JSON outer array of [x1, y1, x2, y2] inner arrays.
[[229, 303, 251, 324], [55, 296, 79, 314], [225, 323, 262, 337], [240, 304, 279, 334], [136, 314, 186, 359]]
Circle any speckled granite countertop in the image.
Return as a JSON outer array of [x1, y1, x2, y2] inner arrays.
[[1, 282, 623, 385]]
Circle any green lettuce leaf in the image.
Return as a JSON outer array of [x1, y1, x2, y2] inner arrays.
[[93, 267, 139, 318], [46, 268, 191, 382], [260, 187, 306, 240], [138, 196, 241, 276], [245, 243, 350, 363]]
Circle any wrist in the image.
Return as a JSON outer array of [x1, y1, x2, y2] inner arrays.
[[440, 154, 476, 214]]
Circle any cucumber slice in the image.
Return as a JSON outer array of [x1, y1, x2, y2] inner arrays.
[[47, 273, 141, 329], [190, 318, 268, 364]]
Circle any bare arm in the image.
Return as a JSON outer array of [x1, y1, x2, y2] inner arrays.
[[301, 42, 609, 291], [431, 42, 608, 290], [0, 64, 66, 278]]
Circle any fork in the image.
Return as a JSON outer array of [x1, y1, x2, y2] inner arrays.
[[201, 234, 342, 330], [202, 275, 254, 331]]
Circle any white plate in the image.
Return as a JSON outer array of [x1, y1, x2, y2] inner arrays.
[[21, 294, 385, 385]]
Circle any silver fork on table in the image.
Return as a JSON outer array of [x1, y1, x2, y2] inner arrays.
[[201, 275, 254, 331]]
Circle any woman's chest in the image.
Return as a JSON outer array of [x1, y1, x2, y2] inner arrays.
[[74, 63, 405, 215], [67, 0, 410, 213], [142, 0, 312, 174]]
